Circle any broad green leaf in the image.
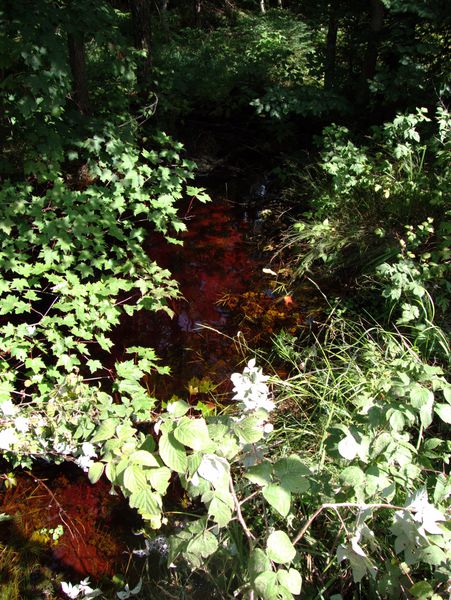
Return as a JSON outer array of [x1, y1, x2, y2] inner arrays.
[[159, 432, 188, 473], [207, 494, 233, 527], [0, 381, 13, 402], [90, 418, 118, 443], [410, 581, 434, 599], [88, 462, 105, 484], [340, 466, 366, 487], [262, 484, 291, 517], [273, 455, 310, 493], [123, 465, 148, 493], [419, 402, 433, 428], [129, 488, 161, 517], [186, 530, 218, 559], [418, 545, 447, 566], [166, 399, 190, 417], [234, 416, 264, 444], [277, 568, 302, 595], [389, 410, 405, 431], [410, 385, 434, 409], [253, 571, 279, 600], [174, 417, 210, 451], [248, 549, 271, 582], [336, 541, 377, 582], [370, 432, 392, 459], [266, 531, 296, 564], [245, 461, 272, 487], [129, 450, 159, 467], [434, 403, 451, 423], [198, 454, 230, 487], [147, 467, 171, 495]]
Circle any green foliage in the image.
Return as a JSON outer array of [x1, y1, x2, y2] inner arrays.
[[153, 11, 321, 120], [277, 108, 450, 347]]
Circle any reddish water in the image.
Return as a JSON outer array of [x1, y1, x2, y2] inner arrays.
[[0, 194, 273, 580], [116, 195, 268, 401]]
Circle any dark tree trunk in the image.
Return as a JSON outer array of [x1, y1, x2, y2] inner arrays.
[[357, 0, 385, 105], [67, 31, 90, 115], [324, 0, 339, 89], [363, 0, 385, 81], [193, 0, 202, 26], [130, 0, 152, 92]]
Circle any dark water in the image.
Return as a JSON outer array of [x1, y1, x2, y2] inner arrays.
[[0, 191, 271, 581]]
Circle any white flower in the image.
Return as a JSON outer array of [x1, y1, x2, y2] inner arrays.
[[81, 442, 97, 458], [14, 416, 30, 433], [62, 581, 82, 599], [62, 578, 102, 599], [231, 359, 274, 413], [54, 442, 76, 455], [0, 428, 18, 450], [263, 422, 273, 434], [0, 400, 17, 416], [75, 455, 94, 472]]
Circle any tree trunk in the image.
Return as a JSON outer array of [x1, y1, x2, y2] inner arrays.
[[277, 0, 283, 7], [260, 0, 266, 14], [67, 31, 90, 115], [324, 0, 339, 90], [356, 0, 384, 105], [194, 0, 202, 27], [363, 0, 385, 81], [130, 0, 152, 92]]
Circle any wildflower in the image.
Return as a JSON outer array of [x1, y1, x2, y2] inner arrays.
[[0, 400, 17, 416], [231, 358, 274, 413], [0, 428, 18, 450], [14, 416, 30, 433], [75, 455, 94, 472], [81, 442, 97, 458], [61, 578, 102, 598]]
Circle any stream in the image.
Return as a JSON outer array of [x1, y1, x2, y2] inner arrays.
[[0, 176, 283, 587]]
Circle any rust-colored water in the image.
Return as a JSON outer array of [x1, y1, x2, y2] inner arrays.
[[0, 191, 310, 582], [0, 195, 271, 579]]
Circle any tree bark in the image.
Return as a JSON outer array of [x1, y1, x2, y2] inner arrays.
[[130, 0, 152, 92], [260, 0, 266, 14], [67, 31, 90, 115], [363, 0, 385, 81], [194, 0, 202, 27], [324, 0, 339, 89]]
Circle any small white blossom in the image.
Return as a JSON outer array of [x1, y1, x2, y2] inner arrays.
[[54, 442, 76, 455], [0, 400, 17, 416], [263, 422, 273, 434], [62, 581, 81, 599], [26, 324, 36, 336], [81, 442, 97, 458], [231, 359, 274, 413], [0, 428, 18, 450], [14, 416, 30, 433], [75, 455, 94, 472], [62, 578, 102, 599]]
